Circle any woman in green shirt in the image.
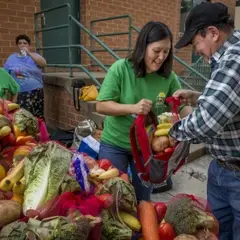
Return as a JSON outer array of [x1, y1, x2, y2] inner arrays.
[[0, 68, 19, 102], [96, 21, 192, 201]]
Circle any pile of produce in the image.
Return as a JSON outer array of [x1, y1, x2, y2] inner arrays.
[[150, 112, 176, 154], [0, 98, 219, 239]]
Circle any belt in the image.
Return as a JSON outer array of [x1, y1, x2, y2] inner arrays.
[[217, 159, 240, 171]]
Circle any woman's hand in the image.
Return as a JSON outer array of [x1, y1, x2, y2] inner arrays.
[[21, 47, 30, 55], [133, 99, 152, 115], [173, 89, 201, 107]]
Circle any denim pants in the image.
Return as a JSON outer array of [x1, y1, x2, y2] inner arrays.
[[207, 159, 240, 240], [98, 142, 152, 201]]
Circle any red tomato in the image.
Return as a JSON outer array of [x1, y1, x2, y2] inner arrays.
[[164, 147, 174, 153], [154, 202, 167, 223], [158, 223, 176, 240], [98, 159, 112, 170], [1, 133, 16, 147]]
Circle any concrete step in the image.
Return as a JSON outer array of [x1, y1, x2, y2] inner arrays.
[[43, 71, 106, 96]]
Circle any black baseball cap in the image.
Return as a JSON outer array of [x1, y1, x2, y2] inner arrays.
[[175, 2, 229, 49]]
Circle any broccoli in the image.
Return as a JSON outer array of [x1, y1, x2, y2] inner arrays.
[[164, 197, 214, 235]]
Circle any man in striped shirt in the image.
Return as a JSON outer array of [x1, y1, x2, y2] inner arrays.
[[170, 2, 240, 240]]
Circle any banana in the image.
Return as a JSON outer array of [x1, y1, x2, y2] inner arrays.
[[11, 193, 24, 205], [157, 123, 172, 130], [0, 159, 24, 191], [97, 168, 119, 180], [154, 128, 169, 137], [88, 167, 105, 180], [0, 179, 12, 192], [12, 176, 25, 195], [7, 103, 20, 112], [119, 211, 141, 232], [0, 126, 12, 138]]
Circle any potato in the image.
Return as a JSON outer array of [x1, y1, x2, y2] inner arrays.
[[174, 234, 198, 240], [169, 137, 176, 147], [151, 136, 169, 153], [0, 200, 21, 226]]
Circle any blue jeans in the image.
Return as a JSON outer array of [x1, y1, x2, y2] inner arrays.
[[98, 142, 152, 201], [207, 159, 240, 240]]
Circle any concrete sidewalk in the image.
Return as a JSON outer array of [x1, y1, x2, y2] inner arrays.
[[151, 154, 212, 202]]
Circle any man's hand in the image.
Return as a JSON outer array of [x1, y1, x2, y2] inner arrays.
[[173, 89, 201, 107]]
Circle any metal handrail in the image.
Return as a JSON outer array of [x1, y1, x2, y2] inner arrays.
[[90, 15, 132, 58], [34, 4, 125, 87], [90, 15, 208, 86], [70, 16, 120, 60], [34, 5, 208, 90]]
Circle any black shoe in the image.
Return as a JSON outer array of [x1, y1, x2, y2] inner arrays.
[[152, 178, 173, 193]]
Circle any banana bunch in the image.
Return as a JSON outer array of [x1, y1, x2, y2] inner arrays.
[[0, 159, 25, 204], [11, 177, 25, 204], [89, 167, 119, 183], [154, 123, 172, 137]]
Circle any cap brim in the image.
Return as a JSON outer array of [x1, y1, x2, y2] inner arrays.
[[175, 29, 197, 49]]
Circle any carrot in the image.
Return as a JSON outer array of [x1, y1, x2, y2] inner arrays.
[[120, 173, 129, 183], [138, 200, 160, 240]]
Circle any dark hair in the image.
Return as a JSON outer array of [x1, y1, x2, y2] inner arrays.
[[16, 35, 31, 45], [128, 21, 173, 78], [197, 15, 234, 37]]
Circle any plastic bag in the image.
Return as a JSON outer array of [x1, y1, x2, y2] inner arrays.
[[73, 119, 97, 149], [70, 152, 91, 193], [38, 118, 50, 142], [78, 135, 100, 159], [167, 194, 219, 237]]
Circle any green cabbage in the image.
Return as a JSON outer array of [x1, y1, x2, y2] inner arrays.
[[23, 142, 73, 215]]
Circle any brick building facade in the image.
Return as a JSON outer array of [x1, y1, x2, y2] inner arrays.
[[0, 0, 237, 129], [0, 0, 236, 67]]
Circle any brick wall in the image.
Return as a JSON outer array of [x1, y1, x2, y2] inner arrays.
[[44, 83, 85, 129], [0, 0, 40, 66], [0, 0, 237, 129], [0, 0, 236, 69], [80, 0, 182, 68]]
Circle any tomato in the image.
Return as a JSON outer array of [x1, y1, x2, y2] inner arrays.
[[154, 202, 167, 223], [1, 133, 16, 147], [98, 159, 112, 170], [97, 193, 114, 208], [164, 147, 174, 153], [158, 223, 176, 240]]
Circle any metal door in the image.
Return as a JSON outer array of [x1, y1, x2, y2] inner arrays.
[[40, 0, 80, 64]]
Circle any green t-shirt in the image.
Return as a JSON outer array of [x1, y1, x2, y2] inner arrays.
[[97, 59, 182, 150], [0, 68, 19, 99]]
